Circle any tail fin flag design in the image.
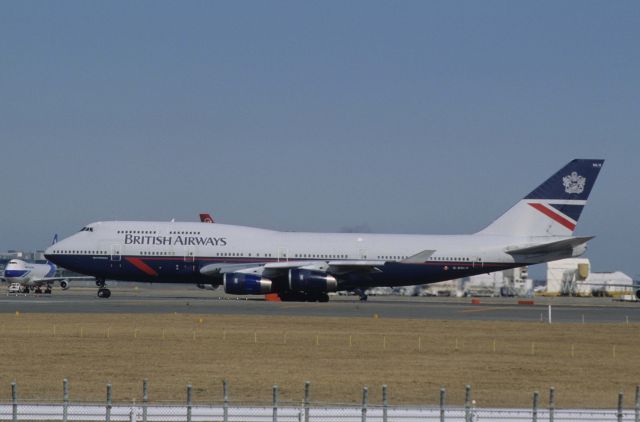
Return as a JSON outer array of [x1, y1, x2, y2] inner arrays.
[[200, 213, 215, 223], [478, 159, 604, 237]]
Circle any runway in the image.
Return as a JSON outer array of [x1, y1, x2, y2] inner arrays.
[[1, 286, 639, 323]]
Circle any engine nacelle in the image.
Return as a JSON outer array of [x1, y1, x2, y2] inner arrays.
[[59, 280, 70, 290], [224, 273, 272, 295], [635, 289, 640, 300], [289, 269, 337, 292]]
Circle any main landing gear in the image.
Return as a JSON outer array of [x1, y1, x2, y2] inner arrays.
[[354, 289, 368, 302], [96, 278, 111, 299]]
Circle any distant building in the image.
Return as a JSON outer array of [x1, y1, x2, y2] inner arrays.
[[405, 266, 532, 297], [546, 258, 633, 296]]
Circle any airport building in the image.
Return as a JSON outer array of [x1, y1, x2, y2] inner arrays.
[[545, 258, 634, 296], [366, 266, 533, 297], [0, 250, 46, 265]]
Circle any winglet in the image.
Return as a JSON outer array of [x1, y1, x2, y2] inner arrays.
[[401, 250, 435, 264]]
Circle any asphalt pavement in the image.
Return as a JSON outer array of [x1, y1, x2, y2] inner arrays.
[[1, 286, 639, 323]]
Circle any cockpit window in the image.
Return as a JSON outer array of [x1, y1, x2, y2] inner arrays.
[[80, 227, 94, 232]]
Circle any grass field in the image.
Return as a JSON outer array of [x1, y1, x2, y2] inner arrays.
[[0, 312, 639, 408]]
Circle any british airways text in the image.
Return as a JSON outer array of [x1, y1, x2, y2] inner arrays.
[[124, 234, 227, 246]]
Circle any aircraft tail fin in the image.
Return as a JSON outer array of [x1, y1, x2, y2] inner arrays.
[[477, 159, 604, 237], [200, 213, 215, 223], [46, 234, 59, 268]]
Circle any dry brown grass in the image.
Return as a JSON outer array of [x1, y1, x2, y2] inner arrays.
[[0, 312, 639, 408]]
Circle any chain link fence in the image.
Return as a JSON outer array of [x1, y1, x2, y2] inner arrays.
[[1, 380, 639, 422]]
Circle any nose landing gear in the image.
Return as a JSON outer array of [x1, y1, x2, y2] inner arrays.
[[96, 278, 111, 299]]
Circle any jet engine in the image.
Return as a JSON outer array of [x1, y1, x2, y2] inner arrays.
[[59, 280, 70, 290], [289, 269, 337, 292], [223, 273, 273, 295], [635, 289, 640, 300]]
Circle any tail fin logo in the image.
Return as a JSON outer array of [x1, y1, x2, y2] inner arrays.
[[563, 172, 586, 194]]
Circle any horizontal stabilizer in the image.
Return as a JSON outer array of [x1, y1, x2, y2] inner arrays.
[[505, 236, 594, 256]]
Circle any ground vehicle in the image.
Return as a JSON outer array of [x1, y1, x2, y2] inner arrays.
[[8, 283, 23, 293]]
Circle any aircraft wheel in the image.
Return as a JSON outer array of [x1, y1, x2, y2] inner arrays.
[[97, 288, 111, 299]]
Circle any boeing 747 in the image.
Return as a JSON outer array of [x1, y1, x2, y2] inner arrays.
[[45, 159, 604, 301]]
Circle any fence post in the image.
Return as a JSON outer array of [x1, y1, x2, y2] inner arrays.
[[272, 385, 278, 422], [532, 391, 539, 422], [186, 384, 192, 422], [464, 385, 471, 422], [549, 387, 555, 422], [361, 387, 368, 422], [106, 384, 112, 422], [635, 385, 639, 422], [63, 378, 69, 422], [11, 381, 17, 422], [223, 379, 229, 422], [142, 379, 148, 422], [303, 381, 310, 422], [439, 387, 446, 422], [382, 385, 388, 422], [618, 391, 624, 422]]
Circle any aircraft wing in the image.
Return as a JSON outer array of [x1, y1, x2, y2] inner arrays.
[[33, 276, 95, 285], [505, 236, 594, 256], [200, 260, 388, 279], [199, 263, 267, 276]]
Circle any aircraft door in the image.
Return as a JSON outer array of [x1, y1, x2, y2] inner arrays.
[[181, 247, 197, 274], [184, 249, 196, 262], [277, 248, 288, 262], [472, 257, 483, 269], [110, 244, 122, 261]]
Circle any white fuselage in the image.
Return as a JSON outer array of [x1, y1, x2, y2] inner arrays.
[[3, 259, 57, 287], [44, 220, 578, 289]]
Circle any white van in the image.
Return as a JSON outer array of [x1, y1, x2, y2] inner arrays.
[[8, 283, 23, 293]]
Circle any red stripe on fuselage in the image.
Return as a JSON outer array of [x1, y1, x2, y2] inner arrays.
[[528, 203, 576, 231], [125, 257, 159, 276]]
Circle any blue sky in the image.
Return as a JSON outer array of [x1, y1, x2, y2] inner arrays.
[[1, 1, 638, 278]]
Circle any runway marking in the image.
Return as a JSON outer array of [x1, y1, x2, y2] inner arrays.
[[280, 303, 334, 310], [460, 306, 507, 314]]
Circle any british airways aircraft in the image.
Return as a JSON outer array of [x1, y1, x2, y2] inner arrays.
[[45, 159, 604, 301]]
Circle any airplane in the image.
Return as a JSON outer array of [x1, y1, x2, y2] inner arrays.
[[2, 235, 93, 293], [44, 159, 604, 301]]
